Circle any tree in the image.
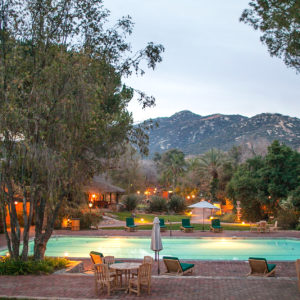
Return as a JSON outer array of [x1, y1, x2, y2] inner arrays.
[[158, 149, 186, 189], [0, 0, 164, 260], [198, 149, 226, 201], [240, 0, 300, 72]]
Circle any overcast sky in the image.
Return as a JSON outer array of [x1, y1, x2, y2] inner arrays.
[[105, 0, 300, 123]]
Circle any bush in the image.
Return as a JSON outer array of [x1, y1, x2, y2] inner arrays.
[[122, 194, 139, 211], [0, 256, 69, 275], [168, 195, 186, 213], [149, 196, 168, 213], [79, 211, 102, 229], [277, 209, 300, 229], [219, 213, 236, 223], [296, 223, 300, 231]]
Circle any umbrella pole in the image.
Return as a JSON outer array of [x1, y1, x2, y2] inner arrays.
[[158, 251, 160, 275], [202, 208, 204, 231]]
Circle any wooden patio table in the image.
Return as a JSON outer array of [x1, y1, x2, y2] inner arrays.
[[110, 262, 141, 291]]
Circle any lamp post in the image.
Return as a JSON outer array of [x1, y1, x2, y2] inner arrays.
[[88, 202, 93, 213]]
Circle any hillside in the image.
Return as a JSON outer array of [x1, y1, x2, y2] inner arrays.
[[145, 111, 300, 155]]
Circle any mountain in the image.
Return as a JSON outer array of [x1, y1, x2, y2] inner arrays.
[[145, 110, 300, 155]]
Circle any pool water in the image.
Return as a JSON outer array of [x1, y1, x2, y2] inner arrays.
[[1, 237, 299, 260]]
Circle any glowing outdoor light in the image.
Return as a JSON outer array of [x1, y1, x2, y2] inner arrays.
[[92, 194, 96, 198], [88, 202, 93, 208], [14, 201, 18, 205], [186, 196, 190, 200], [192, 195, 195, 198], [242, 221, 245, 225], [6, 252, 10, 257], [141, 218, 144, 222], [64, 252, 69, 257], [137, 191, 140, 194]]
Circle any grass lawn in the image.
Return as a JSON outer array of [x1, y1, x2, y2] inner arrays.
[[102, 223, 250, 231], [108, 211, 189, 223]]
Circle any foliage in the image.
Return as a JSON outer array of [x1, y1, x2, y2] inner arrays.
[[155, 149, 186, 188], [148, 196, 168, 213], [296, 223, 300, 231], [168, 195, 186, 213], [0, 257, 69, 275], [276, 209, 299, 229], [0, 210, 3, 233], [0, 0, 163, 260], [219, 213, 236, 223], [122, 194, 139, 211], [289, 186, 300, 209], [240, 0, 300, 72]]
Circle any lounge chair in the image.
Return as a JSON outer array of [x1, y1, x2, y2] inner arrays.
[[159, 218, 167, 232], [180, 219, 194, 232], [247, 257, 276, 277], [125, 217, 138, 232], [269, 221, 279, 232], [210, 218, 223, 233], [90, 251, 104, 264], [129, 263, 152, 296], [296, 259, 300, 292], [163, 256, 194, 276]]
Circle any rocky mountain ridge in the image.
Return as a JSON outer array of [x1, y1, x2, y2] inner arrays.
[[145, 111, 300, 155]]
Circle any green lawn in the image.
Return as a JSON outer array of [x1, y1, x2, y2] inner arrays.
[[108, 211, 189, 223], [102, 223, 250, 231]]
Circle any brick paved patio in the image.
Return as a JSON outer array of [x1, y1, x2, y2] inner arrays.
[[1, 229, 300, 299]]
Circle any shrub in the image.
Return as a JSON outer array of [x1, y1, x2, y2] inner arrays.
[[219, 213, 236, 223], [122, 194, 139, 211], [0, 256, 69, 275], [277, 209, 300, 229], [296, 223, 300, 231], [149, 196, 168, 213], [79, 211, 102, 229], [168, 195, 186, 213]]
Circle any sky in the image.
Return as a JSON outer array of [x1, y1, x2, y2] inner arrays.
[[104, 0, 300, 123]]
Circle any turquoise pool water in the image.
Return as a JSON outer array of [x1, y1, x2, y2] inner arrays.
[[1, 237, 299, 260]]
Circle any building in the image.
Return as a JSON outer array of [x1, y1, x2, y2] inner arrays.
[[84, 176, 125, 210]]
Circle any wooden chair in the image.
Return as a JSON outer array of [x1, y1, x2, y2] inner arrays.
[[247, 257, 276, 277], [210, 219, 223, 233], [159, 218, 167, 232], [295, 259, 300, 292], [103, 256, 122, 283], [259, 221, 269, 233], [125, 217, 138, 232], [132, 256, 153, 278], [269, 221, 279, 232], [94, 263, 116, 296], [128, 263, 151, 296], [180, 219, 194, 233], [90, 251, 104, 264], [163, 256, 194, 276], [143, 256, 154, 265]]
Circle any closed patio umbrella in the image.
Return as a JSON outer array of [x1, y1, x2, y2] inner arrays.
[[188, 200, 220, 231], [151, 217, 163, 274]]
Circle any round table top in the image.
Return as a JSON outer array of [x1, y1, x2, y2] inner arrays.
[[110, 262, 141, 270]]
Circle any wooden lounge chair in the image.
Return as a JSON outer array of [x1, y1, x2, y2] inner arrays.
[[90, 251, 104, 264], [247, 257, 276, 277], [163, 256, 194, 276], [125, 217, 138, 232], [159, 218, 167, 232], [296, 259, 300, 292], [94, 263, 117, 296], [210, 218, 223, 233], [180, 219, 194, 232], [269, 221, 279, 232], [129, 263, 151, 296]]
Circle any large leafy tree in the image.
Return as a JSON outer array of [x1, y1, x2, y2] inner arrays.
[[240, 0, 300, 72], [0, 0, 164, 260]]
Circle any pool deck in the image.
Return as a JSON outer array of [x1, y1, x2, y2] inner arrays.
[[1, 229, 300, 299]]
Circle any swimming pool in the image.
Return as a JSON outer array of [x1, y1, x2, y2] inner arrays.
[[1, 237, 299, 260]]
